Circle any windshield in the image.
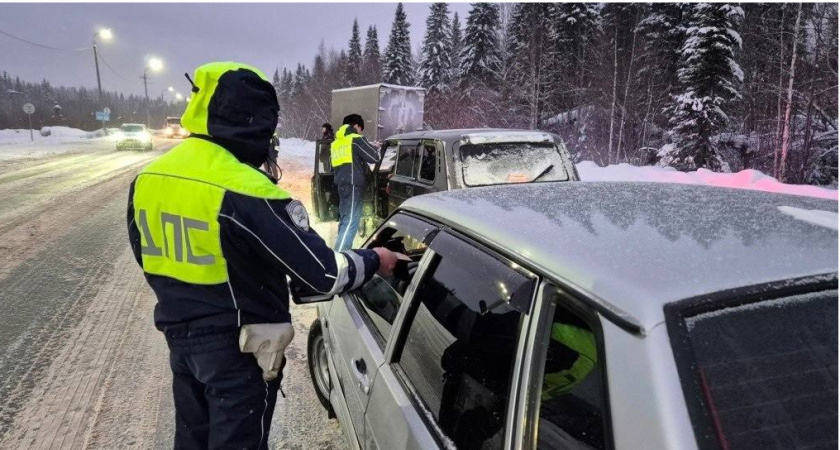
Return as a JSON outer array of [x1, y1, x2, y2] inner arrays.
[[120, 125, 145, 133], [674, 290, 837, 449], [166, 118, 180, 126], [459, 142, 569, 187]]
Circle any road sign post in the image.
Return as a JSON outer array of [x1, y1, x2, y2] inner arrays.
[[23, 103, 35, 142]]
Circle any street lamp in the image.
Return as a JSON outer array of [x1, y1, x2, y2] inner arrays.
[[160, 86, 174, 101], [142, 56, 163, 126], [92, 28, 112, 105], [175, 93, 184, 101]]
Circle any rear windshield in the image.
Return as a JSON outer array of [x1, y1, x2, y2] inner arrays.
[[675, 290, 837, 449], [120, 125, 145, 132], [459, 142, 569, 187]]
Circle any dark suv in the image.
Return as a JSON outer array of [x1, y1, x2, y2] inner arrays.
[[311, 129, 579, 238]]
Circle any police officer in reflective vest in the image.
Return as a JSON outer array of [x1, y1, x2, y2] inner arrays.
[[127, 62, 397, 449], [330, 114, 380, 251]]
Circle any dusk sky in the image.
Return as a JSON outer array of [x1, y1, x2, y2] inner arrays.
[[0, 3, 472, 98]]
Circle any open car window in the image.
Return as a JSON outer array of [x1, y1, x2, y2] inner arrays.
[[352, 214, 437, 346]]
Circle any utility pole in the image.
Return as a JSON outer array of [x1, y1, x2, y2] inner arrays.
[[142, 70, 150, 127], [93, 42, 102, 104]]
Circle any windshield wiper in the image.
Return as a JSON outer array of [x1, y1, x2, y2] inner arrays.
[[530, 164, 554, 182]]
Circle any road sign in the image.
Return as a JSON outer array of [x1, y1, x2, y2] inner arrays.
[[96, 111, 110, 122], [22, 103, 35, 141], [103, 107, 111, 114]]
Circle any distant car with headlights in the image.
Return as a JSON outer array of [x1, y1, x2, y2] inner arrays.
[[164, 116, 188, 139], [115, 123, 153, 151], [306, 182, 838, 450]]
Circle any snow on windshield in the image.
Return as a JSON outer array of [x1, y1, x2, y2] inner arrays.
[[460, 142, 569, 187]]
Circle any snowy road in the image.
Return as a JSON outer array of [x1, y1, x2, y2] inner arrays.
[[0, 138, 346, 449]]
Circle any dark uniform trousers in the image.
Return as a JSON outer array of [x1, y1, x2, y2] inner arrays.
[[166, 326, 280, 450]]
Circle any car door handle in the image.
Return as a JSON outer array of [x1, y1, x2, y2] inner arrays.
[[352, 358, 370, 395]]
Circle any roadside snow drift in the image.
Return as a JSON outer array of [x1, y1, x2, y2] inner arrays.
[[576, 161, 837, 200], [0, 127, 110, 160]]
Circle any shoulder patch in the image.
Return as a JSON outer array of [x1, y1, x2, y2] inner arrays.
[[286, 200, 310, 232]]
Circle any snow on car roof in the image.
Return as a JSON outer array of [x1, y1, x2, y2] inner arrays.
[[386, 128, 561, 144], [331, 83, 426, 93], [400, 182, 838, 331]]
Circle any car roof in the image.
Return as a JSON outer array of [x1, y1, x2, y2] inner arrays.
[[399, 182, 838, 331], [386, 128, 559, 146]]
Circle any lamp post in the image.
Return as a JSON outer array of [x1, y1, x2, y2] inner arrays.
[[142, 57, 163, 127], [92, 28, 112, 105], [175, 93, 184, 102], [160, 86, 174, 101]]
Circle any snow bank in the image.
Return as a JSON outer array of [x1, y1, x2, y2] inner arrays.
[[0, 127, 106, 146], [0, 127, 110, 160], [277, 138, 315, 165], [577, 161, 838, 200]]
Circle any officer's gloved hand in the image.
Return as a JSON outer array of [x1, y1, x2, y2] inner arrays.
[[372, 247, 401, 277]]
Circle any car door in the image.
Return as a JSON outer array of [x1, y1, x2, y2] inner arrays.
[[364, 230, 538, 450], [387, 140, 420, 212], [324, 213, 437, 447], [311, 139, 339, 222]]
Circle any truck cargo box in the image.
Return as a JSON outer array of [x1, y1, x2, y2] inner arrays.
[[330, 84, 425, 141]]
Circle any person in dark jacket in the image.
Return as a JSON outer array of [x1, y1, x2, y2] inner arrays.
[[321, 123, 334, 141], [127, 62, 397, 450], [330, 113, 380, 250]]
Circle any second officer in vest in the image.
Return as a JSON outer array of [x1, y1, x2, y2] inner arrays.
[[330, 113, 380, 251], [128, 62, 397, 449]]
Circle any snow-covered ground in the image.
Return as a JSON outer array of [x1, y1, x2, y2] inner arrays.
[[0, 127, 110, 160], [576, 161, 837, 200], [278, 138, 838, 200]]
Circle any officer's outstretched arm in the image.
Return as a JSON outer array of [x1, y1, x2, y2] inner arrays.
[[220, 193, 380, 295], [126, 180, 143, 268], [353, 137, 380, 165]]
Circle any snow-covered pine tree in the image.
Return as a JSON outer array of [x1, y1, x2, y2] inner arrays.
[[419, 3, 452, 93], [346, 19, 363, 86], [459, 3, 502, 86], [449, 12, 463, 84], [272, 69, 282, 100], [661, 3, 744, 171], [383, 3, 414, 85], [362, 26, 382, 84]]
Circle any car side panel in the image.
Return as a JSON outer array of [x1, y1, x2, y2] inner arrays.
[[326, 294, 386, 445], [364, 365, 441, 450], [602, 321, 697, 450]]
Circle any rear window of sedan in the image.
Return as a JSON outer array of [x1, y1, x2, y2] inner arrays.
[[669, 289, 837, 450], [459, 142, 569, 187]]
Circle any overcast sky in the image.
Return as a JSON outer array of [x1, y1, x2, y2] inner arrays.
[[0, 3, 472, 98]]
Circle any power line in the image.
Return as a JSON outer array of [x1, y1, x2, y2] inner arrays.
[[0, 28, 90, 52], [96, 51, 132, 83]]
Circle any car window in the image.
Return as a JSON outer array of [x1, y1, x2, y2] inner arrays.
[[537, 289, 608, 450], [670, 289, 838, 450], [352, 214, 436, 345], [418, 144, 437, 182], [394, 232, 535, 449], [395, 144, 418, 178], [380, 143, 398, 172], [460, 142, 569, 187]]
